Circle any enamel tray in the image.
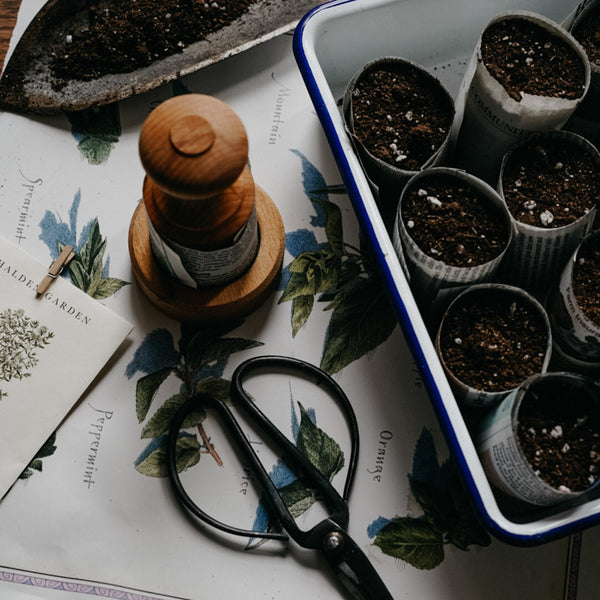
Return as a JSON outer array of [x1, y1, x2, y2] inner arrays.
[[293, 0, 595, 545]]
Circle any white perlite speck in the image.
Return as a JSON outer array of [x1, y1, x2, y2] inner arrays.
[[427, 196, 442, 209], [550, 425, 563, 438], [540, 210, 554, 226]]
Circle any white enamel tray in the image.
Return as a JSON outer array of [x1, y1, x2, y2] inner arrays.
[[293, 0, 595, 544]]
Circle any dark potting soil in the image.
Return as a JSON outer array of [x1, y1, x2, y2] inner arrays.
[[439, 289, 548, 392], [502, 137, 600, 229], [573, 8, 600, 65], [481, 17, 586, 102], [518, 379, 600, 492], [350, 62, 453, 172], [573, 234, 600, 326], [401, 173, 509, 267], [50, 0, 256, 83]]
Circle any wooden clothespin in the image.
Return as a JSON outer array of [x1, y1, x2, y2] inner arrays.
[[36, 245, 76, 295]]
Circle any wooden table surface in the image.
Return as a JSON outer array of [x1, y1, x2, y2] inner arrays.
[[0, 0, 22, 72]]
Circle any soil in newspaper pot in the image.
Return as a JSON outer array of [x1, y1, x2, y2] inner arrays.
[[393, 167, 512, 315], [343, 57, 454, 203], [453, 10, 590, 184], [498, 130, 600, 297], [567, 1, 600, 146], [435, 283, 552, 408], [476, 371, 600, 507], [546, 230, 600, 374]]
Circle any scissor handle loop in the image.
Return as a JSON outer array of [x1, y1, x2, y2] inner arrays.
[[166, 355, 360, 546], [230, 355, 359, 503], [167, 392, 289, 541]]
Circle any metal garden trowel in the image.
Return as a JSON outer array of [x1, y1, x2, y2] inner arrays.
[[0, 0, 321, 115]]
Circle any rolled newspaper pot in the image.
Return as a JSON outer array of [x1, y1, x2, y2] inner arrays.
[[454, 10, 590, 184], [498, 130, 599, 297], [393, 167, 512, 313], [565, 1, 600, 146], [476, 371, 600, 507], [435, 283, 552, 408], [343, 57, 455, 194], [546, 230, 600, 372]]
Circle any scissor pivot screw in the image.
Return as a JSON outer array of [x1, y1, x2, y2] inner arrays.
[[324, 531, 344, 553]]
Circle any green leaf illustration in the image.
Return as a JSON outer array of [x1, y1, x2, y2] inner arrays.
[[291, 295, 314, 337], [68, 104, 121, 165], [19, 432, 58, 480], [320, 277, 397, 374], [409, 478, 459, 534], [93, 277, 129, 299], [444, 474, 491, 551], [141, 393, 206, 439], [314, 198, 345, 257], [135, 434, 201, 478], [371, 429, 490, 569], [279, 478, 317, 518], [374, 517, 445, 570], [66, 220, 129, 299], [195, 376, 232, 404], [279, 250, 342, 303], [76, 137, 113, 165], [135, 367, 172, 422], [296, 402, 344, 481]]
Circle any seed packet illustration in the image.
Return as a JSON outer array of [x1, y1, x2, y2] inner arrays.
[[0, 237, 132, 499]]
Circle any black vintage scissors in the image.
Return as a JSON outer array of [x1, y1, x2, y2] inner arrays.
[[166, 355, 394, 600]]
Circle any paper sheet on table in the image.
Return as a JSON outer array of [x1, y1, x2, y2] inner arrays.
[[0, 236, 132, 499]]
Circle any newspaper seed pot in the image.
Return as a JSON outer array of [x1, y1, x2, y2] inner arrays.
[[547, 230, 600, 372], [454, 11, 590, 184], [393, 167, 512, 311], [567, 1, 600, 145], [499, 130, 600, 296], [344, 57, 454, 194], [476, 371, 600, 507], [435, 284, 551, 408]]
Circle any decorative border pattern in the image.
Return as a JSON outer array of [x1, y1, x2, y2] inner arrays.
[[0, 569, 182, 600]]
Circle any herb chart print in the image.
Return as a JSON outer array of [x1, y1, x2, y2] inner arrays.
[[20, 93, 490, 572]]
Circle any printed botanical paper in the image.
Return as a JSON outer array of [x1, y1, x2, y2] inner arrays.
[[0, 236, 132, 499]]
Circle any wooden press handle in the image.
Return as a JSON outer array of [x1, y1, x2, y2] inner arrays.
[[139, 94, 249, 200], [139, 94, 255, 250]]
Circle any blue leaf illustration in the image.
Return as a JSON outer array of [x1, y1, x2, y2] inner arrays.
[[367, 516, 392, 538], [125, 329, 180, 379], [39, 190, 80, 258], [290, 149, 328, 228], [39, 189, 98, 260]]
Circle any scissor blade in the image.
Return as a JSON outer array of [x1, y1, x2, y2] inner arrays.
[[320, 524, 394, 600], [0, 0, 323, 114]]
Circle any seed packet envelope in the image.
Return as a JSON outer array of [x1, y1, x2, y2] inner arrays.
[[0, 237, 132, 499]]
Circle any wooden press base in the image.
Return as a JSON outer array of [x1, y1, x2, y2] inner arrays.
[[128, 186, 285, 323]]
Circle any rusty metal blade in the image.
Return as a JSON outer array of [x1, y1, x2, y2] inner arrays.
[[0, 0, 323, 114]]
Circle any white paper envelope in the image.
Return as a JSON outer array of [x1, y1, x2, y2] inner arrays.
[[0, 237, 132, 499]]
